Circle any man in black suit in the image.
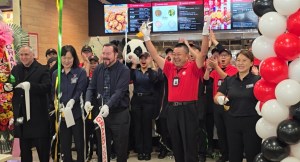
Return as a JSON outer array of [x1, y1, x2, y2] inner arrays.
[[11, 45, 51, 162]]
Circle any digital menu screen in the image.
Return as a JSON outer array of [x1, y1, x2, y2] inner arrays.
[[152, 1, 204, 32], [104, 4, 128, 33], [152, 2, 178, 32], [231, 0, 258, 29], [128, 3, 152, 33], [178, 1, 204, 31], [204, 0, 231, 30]]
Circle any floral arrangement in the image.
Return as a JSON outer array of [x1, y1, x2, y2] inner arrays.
[[0, 15, 15, 154]]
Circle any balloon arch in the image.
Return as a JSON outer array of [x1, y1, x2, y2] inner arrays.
[[252, 0, 300, 161]]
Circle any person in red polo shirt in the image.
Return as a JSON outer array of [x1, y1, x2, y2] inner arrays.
[[140, 16, 210, 162], [203, 32, 237, 162]]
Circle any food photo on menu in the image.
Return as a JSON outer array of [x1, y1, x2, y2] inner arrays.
[[204, 0, 231, 30], [152, 2, 178, 32], [104, 4, 128, 33]]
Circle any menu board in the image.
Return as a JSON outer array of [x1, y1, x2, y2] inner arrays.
[[231, 0, 258, 29], [178, 1, 204, 31], [104, 4, 128, 33], [152, 2, 179, 32], [204, 0, 231, 30], [128, 3, 152, 33], [152, 1, 204, 32]]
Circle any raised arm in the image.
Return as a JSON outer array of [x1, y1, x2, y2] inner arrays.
[[210, 30, 225, 51], [140, 22, 165, 70], [196, 16, 211, 68]]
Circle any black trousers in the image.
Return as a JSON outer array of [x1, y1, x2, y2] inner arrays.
[[131, 95, 154, 154], [197, 96, 208, 156], [226, 114, 261, 162], [156, 117, 172, 151], [205, 112, 214, 151], [214, 104, 228, 159], [85, 119, 98, 157], [198, 119, 207, 155], [167, 103, 199, 162], [96, 108, 130, 162], [60, 118, 84, 162], [20, 137, 50, 162]]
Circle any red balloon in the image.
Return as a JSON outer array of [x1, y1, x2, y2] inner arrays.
[[254, 79, 276, 102], [260, 57, 288, 84], [274, 33, 300, 61], [287, 9, 300, 36]]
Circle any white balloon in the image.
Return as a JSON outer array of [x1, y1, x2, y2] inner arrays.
[[274, 0, 300, 16], [255, 101, 262, 116], [275, 79, 300, 106], [289, 58, 300, 83], [291, 142, 300, 159], [252, 36, 276, 60], [261, 99, 289, 125], [255, 118, 277, 139], [282, 156, 300, 162], [259, 12, 287, 39]]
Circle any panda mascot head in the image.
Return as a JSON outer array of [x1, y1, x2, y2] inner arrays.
[[122, 39, 147, 63]]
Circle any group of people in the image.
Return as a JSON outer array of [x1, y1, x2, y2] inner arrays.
[[9, 18, 262, 162]]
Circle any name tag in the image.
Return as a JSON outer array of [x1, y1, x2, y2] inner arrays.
[[71, 75, 78, 84], [217, 79, 223, 87], [173, 77, 179, 87], [246, 84, 254, 88]]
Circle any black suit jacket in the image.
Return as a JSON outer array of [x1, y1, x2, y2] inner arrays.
[[11, 60, 51, 138]]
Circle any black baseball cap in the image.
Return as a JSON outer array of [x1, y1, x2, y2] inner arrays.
[[81, 45, 92, 53], [45, 48, 57, 57], [139, 52, 150, 58], [165, 48, 173, 54], [219, 49, 232, 56], [88, 55, 99, 62], [211, 48, 219, 54]]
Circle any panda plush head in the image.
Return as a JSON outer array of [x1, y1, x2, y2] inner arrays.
[[122, 39, 148, 63]]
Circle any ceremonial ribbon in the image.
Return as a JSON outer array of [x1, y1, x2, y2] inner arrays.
[[54, 0, 63, 161]]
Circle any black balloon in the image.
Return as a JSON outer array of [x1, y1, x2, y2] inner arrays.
[[253, 153, 272, 162], [252, 0, 276, 17], [290, 101, 300, 121], [261, 136, 290, 161], [277, 119, 300, 145]]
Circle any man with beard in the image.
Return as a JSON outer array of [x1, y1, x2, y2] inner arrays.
[[203, 31, 238, 162], [84, 43, 130, 162]]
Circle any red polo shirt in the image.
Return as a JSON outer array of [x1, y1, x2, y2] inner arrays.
[[163, 61, 204, 102], [210, 64, 237, 96]]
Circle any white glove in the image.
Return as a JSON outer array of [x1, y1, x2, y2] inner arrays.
[[202, 15, 211, 36], [140, 21, 152, 41], [4, 83, 13, 92], [217, 96, 229, 105], [84, 101, 94, 114], [15, 81, 31, 121], [99, 104, 109, 118], [66, 99, 75, 110], [9, 118, 14, 126], [15, 81, 30, 90]]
